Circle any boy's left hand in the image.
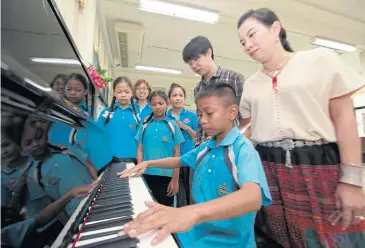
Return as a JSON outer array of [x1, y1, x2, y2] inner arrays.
[[167, 178, 179, 196], [120, 201, 198, 245]]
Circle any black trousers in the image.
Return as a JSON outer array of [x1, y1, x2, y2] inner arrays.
[[143, 174, 174, 207], [176, 167, 191, 207]]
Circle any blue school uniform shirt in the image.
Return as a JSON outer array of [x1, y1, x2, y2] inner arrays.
[[166, 108, 198, 155], [1, 218, 35, 248], [96, 104, 139, 159], [136, 101, 152, 123], [1, 167, 25, 206], [27, 152, 93, 216], [135, 117, 184, 177], [177, 126, 272, 248]]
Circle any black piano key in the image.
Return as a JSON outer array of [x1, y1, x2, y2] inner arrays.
[[100, 186, 130, 193], [87, 209, 134, 222], [98, 191, 130, 200], [83, 216, 132, 233], [94, 196, 131, 207], [91, 202, 132, 214], [76, 235, 138, 248]]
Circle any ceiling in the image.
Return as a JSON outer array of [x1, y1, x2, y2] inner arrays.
[[1, 0, 88, 86], [98, 0, 365, 107]]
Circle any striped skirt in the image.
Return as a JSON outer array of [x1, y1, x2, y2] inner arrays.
[[255, 142, 365, 248]]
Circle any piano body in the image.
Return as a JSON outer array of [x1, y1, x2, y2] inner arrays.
[[1, 0, 181, 247]]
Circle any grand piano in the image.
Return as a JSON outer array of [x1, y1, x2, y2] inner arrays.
[[1, 1, 181, 247]]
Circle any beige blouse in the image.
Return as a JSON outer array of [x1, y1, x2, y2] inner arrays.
[[240, 48, 365, 143]]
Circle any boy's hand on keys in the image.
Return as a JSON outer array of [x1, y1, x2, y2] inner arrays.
[[117, 161, 149, 178], [119, 201, 199, 245]]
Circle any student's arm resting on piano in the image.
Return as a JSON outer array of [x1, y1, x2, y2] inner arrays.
[[35, 183, 97, 227], [120, 143, 272, 245], [118, 157, 182, 178]]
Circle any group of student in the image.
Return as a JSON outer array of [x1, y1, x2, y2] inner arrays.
[[2, 6, 365, 248], [117, 7, 365, 248]]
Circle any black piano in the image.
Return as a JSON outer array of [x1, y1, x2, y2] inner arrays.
[[1, 1, 181, 248]]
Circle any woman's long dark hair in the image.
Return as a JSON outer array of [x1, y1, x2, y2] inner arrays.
[[237, 8, 293, 52]]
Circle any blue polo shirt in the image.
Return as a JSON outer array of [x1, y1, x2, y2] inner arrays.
[[178, 126, 272, 248], [135, 101, 152, 123], [135, 118, 184, 177], [1, 167, 25, 206], [27, 153, 93, 216], [1, 218, 35, 248], [96, 104, 139, 159], [166, 108, 198, 155]]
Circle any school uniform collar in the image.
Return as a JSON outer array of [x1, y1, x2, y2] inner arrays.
[[114, 103, 134, 111], [167, 108, 187, 118], [135, 100, 150, 109], [207, 126, 240, 148], [78, 101, 88, 111]]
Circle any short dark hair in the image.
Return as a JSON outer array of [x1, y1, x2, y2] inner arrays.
[[195, 83, 237, 106], [237, 8, 293, 52], [182, 36, 214, 63], [65, 73, 88, 90], [50, 74, 67, 88]]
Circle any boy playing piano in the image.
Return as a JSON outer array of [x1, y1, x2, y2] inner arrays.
[[118, 83, 272, 248]]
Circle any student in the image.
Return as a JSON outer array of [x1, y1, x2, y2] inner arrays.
[[21, 117, 94, 217], [50, 74, 67, 96], [118, 83, 272, 248], [135, 90, 184, 206], [134, 79, 153, 122], [97, 76, 140, 161], [64, 73, 91, 116], [237, 8, 365, 248], [166, 83, 198, 206], [182, 36, 245, 145], [1, 183, 96, 248]]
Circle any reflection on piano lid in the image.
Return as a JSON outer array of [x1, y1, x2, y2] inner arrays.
[[52, 162, 181, 248], [1, 53, 88, 128]]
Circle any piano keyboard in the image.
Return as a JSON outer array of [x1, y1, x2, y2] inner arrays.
[[51, 162, 180, 248]]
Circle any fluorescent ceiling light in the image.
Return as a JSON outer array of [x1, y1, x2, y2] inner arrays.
[[310, 37, 356, 53], [24, 78, 52, 92], [30, 57, 81, 65], [139, 0, 219, 24], [135, 65, 182, 75]]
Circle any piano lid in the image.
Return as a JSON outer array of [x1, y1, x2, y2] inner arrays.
[[1, 0, 95, 127]]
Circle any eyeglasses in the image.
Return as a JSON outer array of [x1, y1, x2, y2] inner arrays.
[[136, 87, 148, 92]]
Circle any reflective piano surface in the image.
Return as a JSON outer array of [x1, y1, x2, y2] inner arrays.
[[1, 1, 180, 247]]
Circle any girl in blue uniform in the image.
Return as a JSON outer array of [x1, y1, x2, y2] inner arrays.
[[50, 73, 67, 96], [135, 90, 184, 206], [64, 73, 91, 116], [119, 84, 272, 248], [97, 76, 139, 161], [166, 83, 198, 206], [134, 79, 152, 122]]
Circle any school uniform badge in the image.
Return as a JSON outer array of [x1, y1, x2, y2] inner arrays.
[[183, 118, 190, 123], [129, 124, 135, 129], [162, 136, 169, 142], [218, 182, 229, 197], [48, 177, 59, 185], [8, 178, 17, 186]]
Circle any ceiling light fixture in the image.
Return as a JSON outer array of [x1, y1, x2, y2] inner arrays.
[[24, 78, 52, 92], [135, 65, 182, 75], [30, 57, 81, 65], [310, 37, 357, 53], [139, 0, 219, 24]]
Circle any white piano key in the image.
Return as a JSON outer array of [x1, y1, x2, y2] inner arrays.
[[85, 216, 128, 226], [72, 234, 118, 247], [79, 225, 123, 237]]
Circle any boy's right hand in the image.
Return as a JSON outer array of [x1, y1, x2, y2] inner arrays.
[[70, 184, 97, 198], [117, 162, 149, 178]]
